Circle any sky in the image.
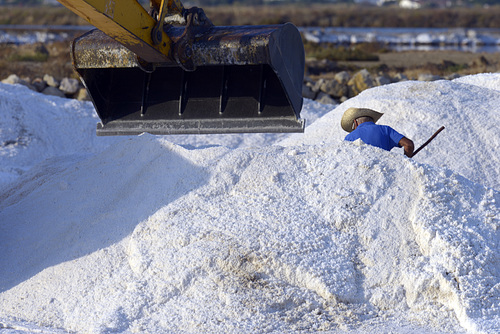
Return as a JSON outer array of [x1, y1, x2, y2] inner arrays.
[[0, 73, 499, 333]]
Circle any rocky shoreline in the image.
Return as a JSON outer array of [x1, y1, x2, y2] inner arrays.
[[302, 67, 462, 105], [0, 66, 465, 106], [2, 73, 87, 100], [1, 39, 498, 105]]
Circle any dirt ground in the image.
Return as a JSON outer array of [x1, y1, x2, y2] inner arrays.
[[338, 50, 500, 79], [0, 41, 77, 81], [378, 50, 499, 67]]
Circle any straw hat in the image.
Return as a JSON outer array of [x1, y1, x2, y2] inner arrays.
[[341, 107, 384, 132]]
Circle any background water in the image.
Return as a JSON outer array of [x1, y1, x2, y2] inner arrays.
[[2, 25, 500, 53], [301, 26, 500, 53], [0, 25, 92, 44]]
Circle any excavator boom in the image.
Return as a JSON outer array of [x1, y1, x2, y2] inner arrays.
[[58, 0, 305, 135], [57, 0, 173, 62]]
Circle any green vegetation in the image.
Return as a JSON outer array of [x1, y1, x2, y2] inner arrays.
[[9, 52, 48, 62], [7, 43, 49, 62]]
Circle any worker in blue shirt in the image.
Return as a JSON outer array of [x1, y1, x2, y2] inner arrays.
[[341, 107, 414, 157]]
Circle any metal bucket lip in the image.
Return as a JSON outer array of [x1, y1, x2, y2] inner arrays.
[[72, 23, 304, 69], [96, 117, 305, 136]]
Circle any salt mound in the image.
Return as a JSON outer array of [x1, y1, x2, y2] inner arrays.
[[1, 74, 499, 334], [281, 76, 500, 190], [159, 98, 334, 150], [0, 135, 498, 333], [0, 83, 119, 188], [452, 72, 500, 92], [0, 82, 333, 189]]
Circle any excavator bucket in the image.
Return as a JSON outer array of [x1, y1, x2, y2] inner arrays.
[[71, 23, 305, 136]]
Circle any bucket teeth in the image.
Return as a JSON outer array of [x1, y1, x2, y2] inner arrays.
[[72, 23, 305, 135]]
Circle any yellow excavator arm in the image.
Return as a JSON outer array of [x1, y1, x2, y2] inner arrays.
[[57, 0, 180, 62], [57, 0, 305, 135]]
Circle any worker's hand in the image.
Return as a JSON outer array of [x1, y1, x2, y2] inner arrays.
[[399, 137, 415, 158]]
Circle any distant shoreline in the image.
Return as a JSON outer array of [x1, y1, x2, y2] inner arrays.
[[2, 25, 500, 53]]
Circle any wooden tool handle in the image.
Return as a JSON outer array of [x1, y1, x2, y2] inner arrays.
[[411, 126, 445, 158]]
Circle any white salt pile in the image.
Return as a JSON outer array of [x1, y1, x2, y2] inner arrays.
[[0, 73, 498, 334]]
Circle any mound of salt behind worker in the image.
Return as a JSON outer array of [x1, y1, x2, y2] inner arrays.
[[1, 133, 498, 333], [281, 74, 500, 191], [0, 73, 499, 334]]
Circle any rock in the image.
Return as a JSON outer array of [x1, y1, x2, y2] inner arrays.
[[2, 74, 23, 85], [445, 73, 461, 80], [375, 74, 392, 86], [59, 78, 80, 95], [334, 71, 350, 85], [43, 74, 60, 88], [311, 78, 325, 95], [347, 69, 375, 97], [316, 92, 336, 105], [75, 88, 90, 101], [31, 78, 47, 92], [42, 86, 66, 98], [319, 78, 347, 98], [418, 73, 442, 81], [302, 84, 317, 100], [2, 74, 36, 91], [393, 73, 409, 82]]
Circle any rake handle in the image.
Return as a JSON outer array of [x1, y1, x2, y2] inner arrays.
[[411, 126, 445, 158]]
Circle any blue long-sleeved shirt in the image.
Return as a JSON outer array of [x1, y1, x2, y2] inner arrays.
[[345, 122, 404, 151]]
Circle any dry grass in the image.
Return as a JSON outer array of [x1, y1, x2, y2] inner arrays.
[[0, 6, 86, 25], [0, 41, 77, 81], [2, 4, 500, 28], [202, 4, 500, 28]]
